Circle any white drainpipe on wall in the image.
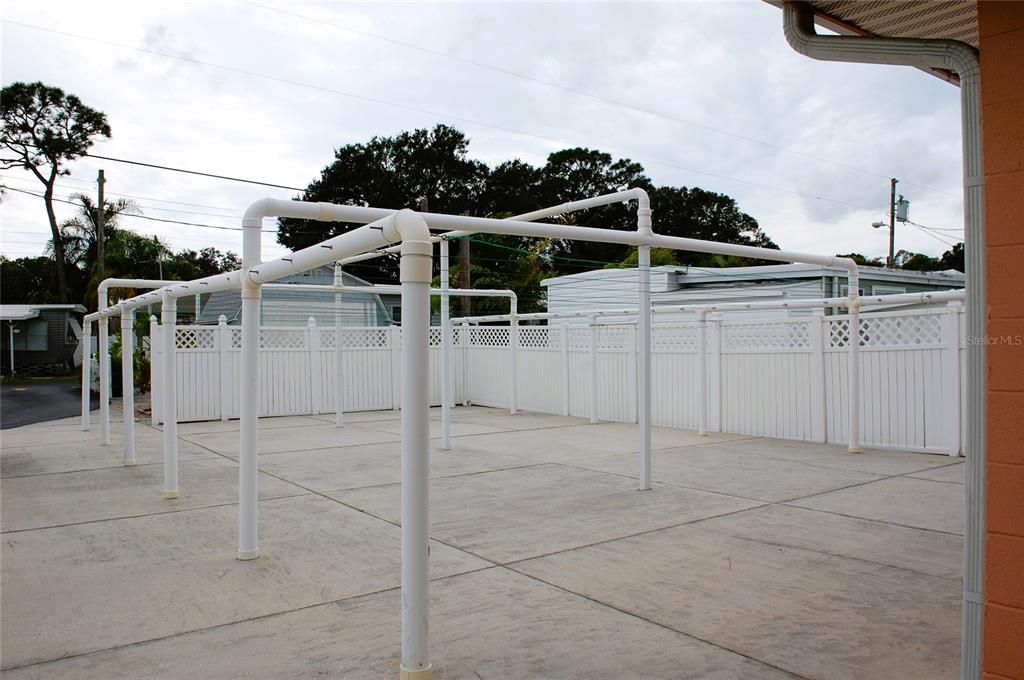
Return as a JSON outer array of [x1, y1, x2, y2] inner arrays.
[[781, 4, 985, 677]]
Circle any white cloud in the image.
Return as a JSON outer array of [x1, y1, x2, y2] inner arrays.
[[1, 0, 964, 267]]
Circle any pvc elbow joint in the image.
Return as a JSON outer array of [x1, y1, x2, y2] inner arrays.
[[389, 210, 433, 284]]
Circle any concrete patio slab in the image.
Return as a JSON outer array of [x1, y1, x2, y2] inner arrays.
[[181, 422, 399, 457], [695, 436, 956, 476], [0, 430, 216, 478], [447, 421, 748, 465], [172, 414, 328, 435], [692, 503, 963, 580], [0, 494, 485, 669], [571, 445, 884, 502], [330, 463, 761, 563], [515, 524, 961, 680], [350, 418, 508, 439], [440, 410, 592, 431], [1, 457, 305, 532], [908, 461, 965, 484], [0, 405, 966, 679], [2, 567, 800, 680], [788, 476, 965, 535], [260, 442, 528, 493]]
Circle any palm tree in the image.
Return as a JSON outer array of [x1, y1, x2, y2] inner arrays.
[[47, 193, 141, 270]]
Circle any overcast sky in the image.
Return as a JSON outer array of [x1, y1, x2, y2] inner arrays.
[[1, 1, 965, 266]]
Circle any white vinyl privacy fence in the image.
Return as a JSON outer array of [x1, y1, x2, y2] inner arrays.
[[156, 304, 965, 454]]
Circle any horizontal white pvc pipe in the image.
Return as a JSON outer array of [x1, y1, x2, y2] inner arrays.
[[337, 189, 650, 268], [262, 283, 517, 302]]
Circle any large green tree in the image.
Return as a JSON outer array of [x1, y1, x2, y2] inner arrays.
[[0, 82, 111, 302], [278, 125, 489, 272], [279, 125, 775, 312]]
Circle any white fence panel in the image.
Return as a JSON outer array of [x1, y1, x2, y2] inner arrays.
[[168, 304, 964, 454]]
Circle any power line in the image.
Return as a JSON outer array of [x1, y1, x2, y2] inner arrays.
[[1, 18, 883, 212], [2, 186, 275, 232], [245, 1, 946, 193], [906, 219, 963, 233], [2, 174, 242, 219], [82, 153, 305, 192]]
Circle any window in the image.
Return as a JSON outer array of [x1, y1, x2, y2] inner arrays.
[[13, 319, 48, 351], [839, 285, 865, 297], [872, 284, 907, 295], [391, 305, 402, 323]]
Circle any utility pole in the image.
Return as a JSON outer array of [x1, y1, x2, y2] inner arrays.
[[97, 169, 106, 280], [887, 177, 897, 268], [458, 236, 471, 316]]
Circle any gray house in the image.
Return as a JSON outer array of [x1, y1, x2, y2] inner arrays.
[[0, 304, 87, 375], [542, 263, 965, 322], [196, 266, 401, 327]]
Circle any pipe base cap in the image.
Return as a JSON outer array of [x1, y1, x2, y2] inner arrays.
[[237, 549, 259, 561], [848, 447, 861, 455], [162, 490, 179, 499], [400, 665, 432, 680]]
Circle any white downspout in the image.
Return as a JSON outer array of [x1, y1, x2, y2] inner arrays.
[[782, 5, 985, 676]]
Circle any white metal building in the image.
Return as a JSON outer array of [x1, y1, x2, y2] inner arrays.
[[541, 263, 965, 322]]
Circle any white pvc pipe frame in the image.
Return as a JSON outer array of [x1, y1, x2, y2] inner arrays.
[[82, 279, 176, 468], [781, 6, 985, 677], [94, 192, 857, 679], [261, 280, 517, 450]]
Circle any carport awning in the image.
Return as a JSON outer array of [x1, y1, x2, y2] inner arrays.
[[0, 306, 41, 321]]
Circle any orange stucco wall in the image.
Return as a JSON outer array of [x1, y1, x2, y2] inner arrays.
[[980, 2, 1024, 679]]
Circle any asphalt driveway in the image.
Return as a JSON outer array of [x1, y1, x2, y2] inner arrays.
[[1, 380, 94, 429]]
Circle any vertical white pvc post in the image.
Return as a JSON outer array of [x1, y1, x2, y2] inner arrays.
[[391, 325, 401, 411], [160, 292, 179, 498], [589, 314, 598, 424], [944, 301, 963, 456], [461, 322, 470, 407], [308, 316, 321, 415], [334, 264, 345, 427], [81, 319, 92, 430], [637, 245, 652, 490], [99, 292, 110, 446], [510, 303, 519, 416], [809, 309, 827, 443], [697, 310, 708, 436], [440, 239, 451, 448], [238, 215, 262, 560], [150, 315, 159, 427], [847, 298, 861, 454], [399, 235, 433, 680], [560, 325, 570, 417], [120, 307, 137, 465], [708, 312, 723, 432], [218, 315, 230, 421]]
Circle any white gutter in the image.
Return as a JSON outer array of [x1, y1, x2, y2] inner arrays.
[[781, 5, 985, 676]]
